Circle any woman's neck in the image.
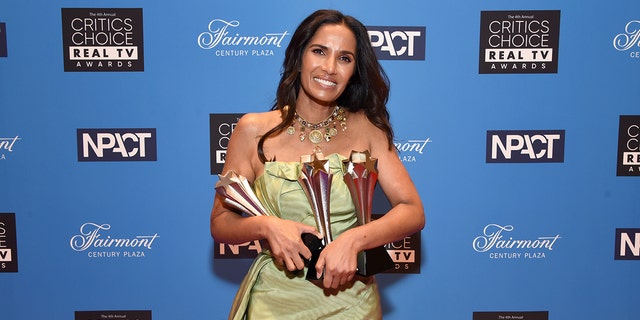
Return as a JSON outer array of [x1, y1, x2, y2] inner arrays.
[[295, 100, 337, 123]]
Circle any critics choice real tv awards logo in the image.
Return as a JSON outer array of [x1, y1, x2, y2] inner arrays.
[[0, 22, 7, 57], [376, 211, 421, 274], [210, 113, 242, 174], [75, 310, 151, 320], [77, 128, 157, 161], [61, 8, 144, 71], [473, 311, 549, 320], [479, 10, 560, 74], [0, 213, 18, 272], [617, 116, 640, 176]]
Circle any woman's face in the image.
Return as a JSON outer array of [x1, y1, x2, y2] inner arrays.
[[298, 23, 356, 107]]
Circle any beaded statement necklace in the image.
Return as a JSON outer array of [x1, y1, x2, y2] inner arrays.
[[286, 105, 347, 151]]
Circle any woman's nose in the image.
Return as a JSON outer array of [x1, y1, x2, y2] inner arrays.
[[321, 57, 337, 74]]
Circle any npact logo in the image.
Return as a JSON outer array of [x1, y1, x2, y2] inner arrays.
[[77, 128, 157, 161], [487, 130, 565, 163], [614, 228, 640, 260], [367, 26, 426, 60]]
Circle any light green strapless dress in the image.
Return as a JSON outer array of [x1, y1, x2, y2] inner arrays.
[[228, 153, 382, 320]]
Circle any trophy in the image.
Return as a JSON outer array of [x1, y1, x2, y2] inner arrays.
[[216, 168, 328, 280], [215, 171, 270, 217], [298, 152, 333, 280], [343, 150, 394, 276]]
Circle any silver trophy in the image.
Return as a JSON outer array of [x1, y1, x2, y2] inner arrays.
[[215, 171, 270, 217], [343, 150, 394, 276]]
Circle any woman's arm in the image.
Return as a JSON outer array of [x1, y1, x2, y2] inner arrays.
[[210, 113, 263, 244], [316, 121, 425, 288], [209, 113, 320, 271]]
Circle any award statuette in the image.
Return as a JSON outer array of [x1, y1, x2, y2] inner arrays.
[[215, 171, 270, 217], [343, 150, 394, 276], [216, 170, 326, 279], [215, 171, 322, 278], [298, 152, 333, 280]]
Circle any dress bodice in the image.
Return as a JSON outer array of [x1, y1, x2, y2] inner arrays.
[[252, 153, 358, 238]]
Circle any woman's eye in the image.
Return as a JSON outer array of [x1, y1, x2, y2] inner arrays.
[[312, 48, 325, 55], [340, 56, 352, 63]]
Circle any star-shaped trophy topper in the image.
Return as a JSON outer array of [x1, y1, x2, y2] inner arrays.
[[344, 150, 378, 177], [215, 170, 269, 217], [301, 152, 330, 175], [216, 170, 238, 189]]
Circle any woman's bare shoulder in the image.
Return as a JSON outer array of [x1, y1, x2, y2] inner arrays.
[[348, 111, 387, 139], [236, 110, 282, 134], [222, 110, 281, 180]]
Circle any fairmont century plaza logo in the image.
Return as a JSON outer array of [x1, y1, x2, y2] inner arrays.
[[70, 222, 159, 258], [613, 20, 640, 59], [197, 19, 289, 57], [473, 224, 561, 260]]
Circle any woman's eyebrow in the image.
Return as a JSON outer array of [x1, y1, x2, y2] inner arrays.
[[309, 43, 355, 56]]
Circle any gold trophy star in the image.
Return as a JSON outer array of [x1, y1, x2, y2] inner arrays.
[[310, 152, 329, 174], [362, 150, 378, 175], [346, 150, 378, 175]]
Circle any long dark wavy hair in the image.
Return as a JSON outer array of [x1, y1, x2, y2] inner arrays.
[[257, 9, 393, 163]]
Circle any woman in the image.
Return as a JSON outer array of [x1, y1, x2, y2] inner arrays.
[[210, 9, 425, 319]]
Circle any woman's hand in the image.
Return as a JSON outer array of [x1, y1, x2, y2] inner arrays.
[[263, 217, 322, 272], [315, 230, 359, 289]]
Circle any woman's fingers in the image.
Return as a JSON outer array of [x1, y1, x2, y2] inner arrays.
[[317, 256, 357, 288]]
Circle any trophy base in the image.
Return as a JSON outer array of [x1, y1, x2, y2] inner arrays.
[[356, 245, 394, 277], [301, 233, 324, 281]]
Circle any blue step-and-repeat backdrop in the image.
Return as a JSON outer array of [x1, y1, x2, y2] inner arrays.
[[1, 1, 639, 319]]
